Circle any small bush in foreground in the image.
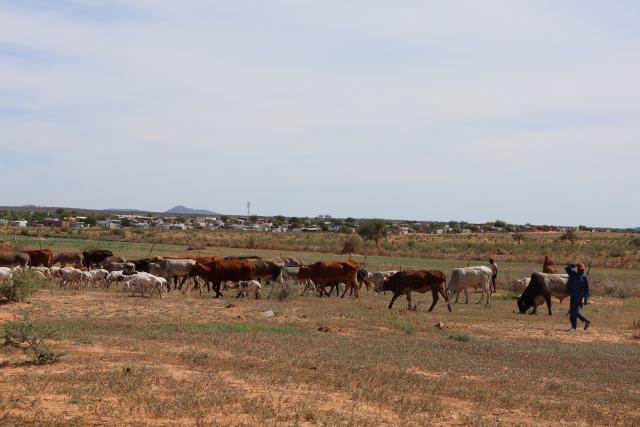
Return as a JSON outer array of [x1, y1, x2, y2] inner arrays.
[[447, 333, 471, 342], [2, 311, 67, 365], [0, 270, 46, 302]]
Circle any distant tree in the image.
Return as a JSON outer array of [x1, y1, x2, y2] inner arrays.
[[248, 215, 258, 224], [289, 217, 301, 228], [84, 216, 97, 227], [120, 218, 132, 227], [493, 219, 507, 229], [358, 219, 387, 255], [55, 208, 65, 216], [339, 225, 353, 234], [560, 229, 578, 245]]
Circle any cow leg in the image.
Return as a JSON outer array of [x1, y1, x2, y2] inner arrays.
[[214, 281, 223, 298], [464, 287, 470, 304], [427, 288, 439, 312], [439, 287, 453, 312], [454, 291, 460, 304], [406, 291, 412, 310], [353, 280, 359, 298], [179, 275, 188, 289], [340, 283, 349, 298], [546, 295, 553, 315], [388, 292, 401, 309]]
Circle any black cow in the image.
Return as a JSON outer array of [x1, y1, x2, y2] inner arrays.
[[130, 258, 152, 273], [516, 272, 569, 315], [82, 250, 114, 269]]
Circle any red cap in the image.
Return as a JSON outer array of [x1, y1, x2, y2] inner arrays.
[[577, 263, 585, 271]]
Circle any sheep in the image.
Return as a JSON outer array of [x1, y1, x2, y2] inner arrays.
[[237, 280, 262, 299], [88, 269, 109, 288], [122, 272, 166, 297], [59, 267, 83, 289]]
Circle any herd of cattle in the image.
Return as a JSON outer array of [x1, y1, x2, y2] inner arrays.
[[0, 250, 578, 314]]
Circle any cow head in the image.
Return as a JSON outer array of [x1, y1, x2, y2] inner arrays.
[[516, 295, 531, 314]]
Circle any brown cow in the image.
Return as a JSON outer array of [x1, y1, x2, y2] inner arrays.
[[23, 249, 53, 267], [193, 259, 256, 297], [102, 256, 127, 266], [375, 270, 452, 312], [0, 252, 31, 268], [543, 256, 558, 274], [52, 252, 85, 268], [298, 260, 359, 298]]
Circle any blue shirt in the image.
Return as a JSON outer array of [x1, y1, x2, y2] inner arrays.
[[565, 266, 589, 302]]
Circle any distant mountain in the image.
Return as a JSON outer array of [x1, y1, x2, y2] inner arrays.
[[164, 205, 219, 216]]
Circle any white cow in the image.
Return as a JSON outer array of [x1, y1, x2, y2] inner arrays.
[[237, 280, 262, 299], [447, 266, 493, 305], [149, 259, 196, 290], [512, 277, 531, 293]]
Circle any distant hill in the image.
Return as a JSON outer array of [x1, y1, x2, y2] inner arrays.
[[164, 205, 219, 216]]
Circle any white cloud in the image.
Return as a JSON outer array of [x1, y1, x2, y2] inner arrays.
[[0, 1, 639, 226]]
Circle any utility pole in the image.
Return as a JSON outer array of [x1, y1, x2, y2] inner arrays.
[[247, 201, 251, 217]]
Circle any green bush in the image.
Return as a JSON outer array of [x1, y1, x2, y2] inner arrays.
[[0, 270, 46, 302], [2, 310, 67, 365]]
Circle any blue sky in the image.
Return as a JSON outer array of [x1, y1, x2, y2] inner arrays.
[[0, 1, 638, 227]]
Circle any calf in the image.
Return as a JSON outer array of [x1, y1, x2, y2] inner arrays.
[[376, 270, 452, 312]]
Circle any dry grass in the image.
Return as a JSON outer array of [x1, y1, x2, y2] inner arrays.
[[1, 285, 639, 425], [4, 227, 640, 268]]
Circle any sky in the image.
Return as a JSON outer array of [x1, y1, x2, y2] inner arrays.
[[0, 1, 639, 227]]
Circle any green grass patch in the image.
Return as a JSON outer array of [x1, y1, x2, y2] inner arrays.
[[388, 318, 418, 335], [496, 291, 520, 300], [447, 333, 471, 342], [147, 322, 305, 335]]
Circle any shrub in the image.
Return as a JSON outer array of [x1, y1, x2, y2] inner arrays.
[[2, 311, 67, 365], [447, 333, 471, 342], [340, 235, 362, 254], [0, 270, 46, 302]]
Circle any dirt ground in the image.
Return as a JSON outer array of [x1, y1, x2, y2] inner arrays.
[[1, 286, 639, 426]]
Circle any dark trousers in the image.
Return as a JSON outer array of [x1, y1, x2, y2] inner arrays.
[[569, 300, 588, 329], [491, 274, 497, 292]]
